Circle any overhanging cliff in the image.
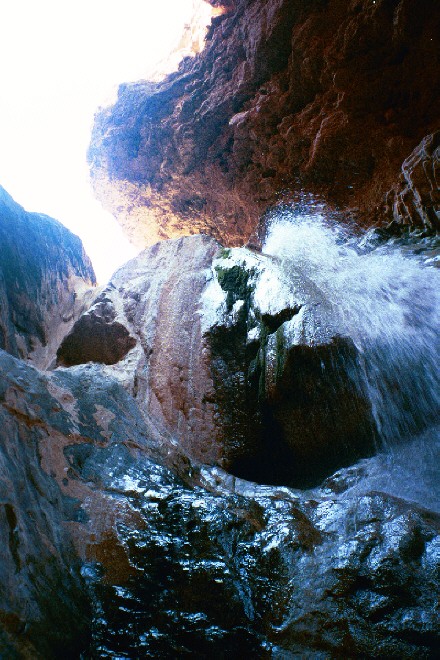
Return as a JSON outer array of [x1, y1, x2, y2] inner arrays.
[[89, 0, 440, 247]]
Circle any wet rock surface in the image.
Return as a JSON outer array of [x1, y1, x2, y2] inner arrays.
[[0, 345, 177, 657], [0, 196, 439, 657], [0, 186, 96, 368], [77, 438, 440, 659], [89, 0, 440, 246], [60, 235, 377, 485], [1, 347, 438, 658]]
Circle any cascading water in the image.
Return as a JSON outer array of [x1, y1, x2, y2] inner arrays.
[[70, 214, 439, 658], [263, 210, 440, 510]]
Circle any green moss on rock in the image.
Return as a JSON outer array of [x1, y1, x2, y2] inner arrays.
[[215, 264, 255, 312]]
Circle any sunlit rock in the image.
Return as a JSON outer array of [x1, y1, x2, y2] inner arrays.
[[58, 234, 376, 485], [89, 0, 440, 246]]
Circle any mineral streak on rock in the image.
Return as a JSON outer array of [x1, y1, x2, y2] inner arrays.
[[89, 0, 440, 247], [0, 186, 96, 369], [59, 234, 376, 484], [384, 130, 440, 231]]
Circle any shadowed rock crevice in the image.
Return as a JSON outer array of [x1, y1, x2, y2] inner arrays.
[[231, 337, 377, 488], [215, 324, 377, 488], [4, 504, 20, 573], [57, 315, 136, 366]]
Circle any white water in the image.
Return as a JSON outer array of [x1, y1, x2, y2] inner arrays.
[[263, 212, 439, 473]]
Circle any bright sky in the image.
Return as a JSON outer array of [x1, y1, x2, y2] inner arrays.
[[0, 0, 210, 283]]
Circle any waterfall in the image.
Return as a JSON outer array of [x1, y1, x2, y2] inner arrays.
[[263, 211, 439, 509]]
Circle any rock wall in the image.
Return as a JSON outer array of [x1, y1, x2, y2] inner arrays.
[[89, 0, 440, 247], [0, 353, 91, 657], [384, 130, 440, 231], [0, 186, 96, 369], [0, 187, 439, 657], [2, 348, 438, 658], [1, 0, 440, 650], [57, 235, 377, 486]]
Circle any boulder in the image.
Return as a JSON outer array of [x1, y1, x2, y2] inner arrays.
[[57, 235, 377, 485]]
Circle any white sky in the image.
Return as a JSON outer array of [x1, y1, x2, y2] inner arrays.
[[0, 0, 209, 283]]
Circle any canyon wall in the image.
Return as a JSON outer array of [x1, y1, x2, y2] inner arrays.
[[89, 0, 440, 247], [1, 0, 439, 655], [56, 235, 378, 486], [0, 178, 439, 656], [0, 186, 96, 369]]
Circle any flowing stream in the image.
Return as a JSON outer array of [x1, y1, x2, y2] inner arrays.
[[263, 211, 440, 510]]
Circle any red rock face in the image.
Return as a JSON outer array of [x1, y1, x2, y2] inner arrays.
[[384, 130, 440, 230], [89, 0, 440, 247]]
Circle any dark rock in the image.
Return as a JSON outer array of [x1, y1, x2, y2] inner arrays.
[[0, 342, 181, 657], [81, 441, 440, 659], [89, 0, 440, 246], [384, 130, 440, 231], [0, 351, 91, 658], [0, 186, 96, 368], [57, 293, 136, 366], [1, 343, 438, 656]]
